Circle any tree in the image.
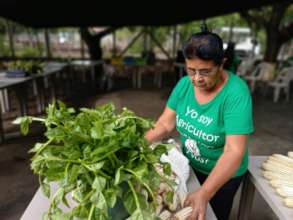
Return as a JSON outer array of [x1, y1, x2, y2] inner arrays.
[[240, 2, 293, 63], [80, 27, 121, 60]]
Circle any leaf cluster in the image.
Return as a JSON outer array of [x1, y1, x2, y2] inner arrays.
[[14, 101, 175, 220]]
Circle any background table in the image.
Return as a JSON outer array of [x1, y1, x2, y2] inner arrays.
[[238, 156, 293, 220]]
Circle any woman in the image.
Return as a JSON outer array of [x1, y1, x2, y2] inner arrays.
[[145, 31, 254, 220]]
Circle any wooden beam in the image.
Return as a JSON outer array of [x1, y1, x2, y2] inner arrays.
[[79, 29, 85, 58], [112, 31, 117, 56], [172, 25, 177, 59], [118, 30, 143, 57], [44, 29, 52, 58], [6, 21, 15, 57], [147, 30, 171, 60]]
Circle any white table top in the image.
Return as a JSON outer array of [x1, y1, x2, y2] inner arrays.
[[21, 169, 217, 220], [0, 72, 32, 89], [249, 156, 293, 220], [71, 60, 103, 66]]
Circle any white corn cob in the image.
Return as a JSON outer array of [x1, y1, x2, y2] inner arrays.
[[276, 186, 293, 197], [272, 154, 293, 167], [267, 156, 293, 169], [168, 193, 180, 211], [266, 159, 293, 171], [156, 204, 163, 215], [156, 195, 164, 215], [178, 192, 187, 208], [270, 179, 293, 188], [283, 197, 293, 208], [172, 206, 193, 220], [262, 171, 293, 182], [158, 210, 172, 220], [262, 162, 293, 175], [288, 152, 293, 159]]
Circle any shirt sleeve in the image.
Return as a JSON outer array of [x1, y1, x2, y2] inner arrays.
[[224, 92, 254, 135], [167, 77, 188, 111]]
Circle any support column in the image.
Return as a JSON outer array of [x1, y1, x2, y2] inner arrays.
[[44, 29, 52, 58]]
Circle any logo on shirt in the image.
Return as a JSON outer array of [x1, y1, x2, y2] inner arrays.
[[185, 138, 200, 157]]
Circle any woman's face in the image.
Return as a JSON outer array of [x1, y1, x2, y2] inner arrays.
[[185, 58, 223, 92]]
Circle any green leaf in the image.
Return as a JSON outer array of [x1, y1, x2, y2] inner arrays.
[[92, 176, 106, 191], [153, 144, 167, 157], [17, 116, 33, 135], [163, 162, 172, 176], [104, 188, 117, 208], [39, 176, 50, 198], [90, 191, 107, 210], [90, 121, 104, 139], [87, 162, 105, 173], [123, 190, 136, 214]]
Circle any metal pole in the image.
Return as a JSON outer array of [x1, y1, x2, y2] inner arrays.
[[113, 31, 117, 56], [44, 29, 52, 58], [6, 20, 15, 57], [79, 29, 85, 59], [173, 25, 177, 59]]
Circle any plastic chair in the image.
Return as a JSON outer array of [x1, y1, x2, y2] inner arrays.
[[244, 62, 273, 93], [237, 58, 255, 77], [267, 66, 293, 102]]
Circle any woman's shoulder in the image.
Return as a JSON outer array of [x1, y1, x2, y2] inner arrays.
[[227, 72, 250, 95]]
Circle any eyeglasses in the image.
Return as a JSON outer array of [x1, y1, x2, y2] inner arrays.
[[185, 66, 219, 77]]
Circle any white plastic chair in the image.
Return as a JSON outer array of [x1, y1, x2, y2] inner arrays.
[[268, 66, 293, 102], [100, 63, 115, 91], [237, 58, 255, 77], [243, 62, 266, 93]]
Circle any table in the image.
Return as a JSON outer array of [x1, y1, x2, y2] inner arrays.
[[238, 156, 293, 220], [70, 60, 103, 90], [0, 63, 68, 143], [20, 169, 217, 220]]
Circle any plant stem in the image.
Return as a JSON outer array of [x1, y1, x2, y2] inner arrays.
[[127, 181, 140, 210], [124, 168, 155, 201], [88, 204, 95, 220]]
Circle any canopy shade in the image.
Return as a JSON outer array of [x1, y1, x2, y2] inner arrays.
[[0, 0, 290, 28]]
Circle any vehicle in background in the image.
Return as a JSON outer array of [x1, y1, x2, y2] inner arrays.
[[216, 27, 261, 59]]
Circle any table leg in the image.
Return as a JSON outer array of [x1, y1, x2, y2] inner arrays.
[[0, 102, 4, 143], [238, 173, 255, 220], [91, 64, 95, 89], [132, 69, 137, 89]]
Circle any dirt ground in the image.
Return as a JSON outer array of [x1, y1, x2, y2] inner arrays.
[[0, 75, 292, 220]]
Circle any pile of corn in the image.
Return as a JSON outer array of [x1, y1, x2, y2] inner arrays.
[[154, 163, 193, 220], [262, 151, 293, 208]]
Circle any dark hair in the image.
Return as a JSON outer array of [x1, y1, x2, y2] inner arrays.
[[182, 31, 224, 65]]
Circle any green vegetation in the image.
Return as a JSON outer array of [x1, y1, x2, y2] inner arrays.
[[14, 102, 175, 220]]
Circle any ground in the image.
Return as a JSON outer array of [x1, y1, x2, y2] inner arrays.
[[0, 75, 292, 220]]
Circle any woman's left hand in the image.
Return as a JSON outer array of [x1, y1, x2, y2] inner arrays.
[[184, 188, 210, 220]]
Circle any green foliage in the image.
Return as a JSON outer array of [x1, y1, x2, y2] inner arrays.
[[0, 34, 10, 56], [5, 60, 45, 75], [14, 101, 175, 220]]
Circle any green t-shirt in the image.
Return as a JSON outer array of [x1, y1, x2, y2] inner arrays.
[[167, 72, 254, 177]]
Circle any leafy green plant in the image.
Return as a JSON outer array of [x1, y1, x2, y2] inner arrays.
[[14, 101, 175, 220], [6, 60, 45, 75]]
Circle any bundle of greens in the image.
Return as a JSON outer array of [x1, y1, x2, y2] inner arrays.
[[14, 101, 175, 220]]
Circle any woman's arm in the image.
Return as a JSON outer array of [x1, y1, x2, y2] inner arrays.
[[144, 107, 176, 144], [185, 135, 247, 220]]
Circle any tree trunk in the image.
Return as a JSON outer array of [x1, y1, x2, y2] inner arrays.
[[86, 38, 102, 60], [80, 27, 121, 60], [264, 28, 282, 62]]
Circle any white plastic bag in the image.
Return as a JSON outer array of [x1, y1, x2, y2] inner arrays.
[[159, 139, 190, 194]]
